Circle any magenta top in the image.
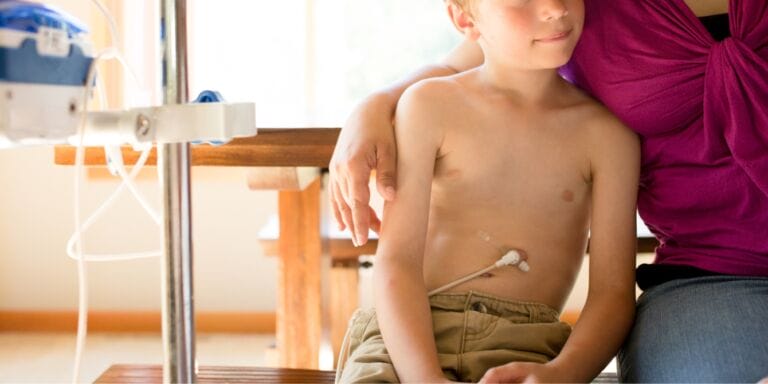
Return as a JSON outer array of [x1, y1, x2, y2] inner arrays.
[[562, 0, 768, 276]]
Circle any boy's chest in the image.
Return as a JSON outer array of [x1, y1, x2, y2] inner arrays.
[[432, 114, 592, 212]]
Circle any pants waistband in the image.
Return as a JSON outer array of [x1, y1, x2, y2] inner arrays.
[[428, 291, 561, 323]]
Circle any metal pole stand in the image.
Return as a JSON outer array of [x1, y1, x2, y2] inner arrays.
[[159, 0, 195, 382]]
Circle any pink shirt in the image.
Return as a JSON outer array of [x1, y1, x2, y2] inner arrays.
[[562, 0, 768, 276]]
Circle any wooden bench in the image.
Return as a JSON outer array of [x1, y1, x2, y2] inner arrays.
[[94, 364, 619, 383], [94, 365, 336, 383]]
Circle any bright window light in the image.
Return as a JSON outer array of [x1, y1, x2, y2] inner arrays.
[[186, 0, 461, 127]]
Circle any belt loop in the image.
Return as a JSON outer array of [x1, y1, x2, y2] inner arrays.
[[529, 304, 539, 323]]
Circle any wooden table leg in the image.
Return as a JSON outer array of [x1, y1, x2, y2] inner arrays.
[[277, 178, 322, 369], [329, 261, 359, 368]]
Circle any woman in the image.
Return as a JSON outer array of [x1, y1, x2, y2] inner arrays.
[[329, 0, 768, 382]]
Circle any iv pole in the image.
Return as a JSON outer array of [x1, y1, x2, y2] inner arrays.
[[159, 0, 196, 382]]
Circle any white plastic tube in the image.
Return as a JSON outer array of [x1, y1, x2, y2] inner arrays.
[[428, 250, 528, 296], [70, 3, 158, 379]]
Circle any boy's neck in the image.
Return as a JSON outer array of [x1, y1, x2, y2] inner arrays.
[[478, 61, 566, 104]]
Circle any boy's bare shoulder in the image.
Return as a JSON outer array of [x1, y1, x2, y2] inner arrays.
[[565, 88, 638, 148], [563, 89, 639, 169], [399, 76, 467, 112], [394, 77, 467, 149]]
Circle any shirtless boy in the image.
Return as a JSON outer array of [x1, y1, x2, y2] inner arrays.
[[335, 0, 640, 382]]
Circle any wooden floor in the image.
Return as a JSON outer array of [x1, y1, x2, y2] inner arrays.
[[95, 364, 619, 383]]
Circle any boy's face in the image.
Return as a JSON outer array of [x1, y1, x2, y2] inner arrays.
[[470, 0, 584, 69]]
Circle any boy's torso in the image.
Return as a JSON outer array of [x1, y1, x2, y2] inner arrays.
[[421, 71, 603, 311]]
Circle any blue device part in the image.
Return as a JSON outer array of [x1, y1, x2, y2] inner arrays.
[[0, 38, 92, 85], [0, 0, 93, 85], [191, 90, 228, 146], [194, 90, 224, 104], [0, 0, 87, 37]]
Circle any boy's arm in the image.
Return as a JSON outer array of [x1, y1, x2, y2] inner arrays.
[[330, 37, 483, 246], [549, 114, 641, 381], [373, 81, 448, 383], [482, 114, 640, 384]]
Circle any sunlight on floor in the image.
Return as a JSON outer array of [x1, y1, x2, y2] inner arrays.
[[0, 332, 274, 383]]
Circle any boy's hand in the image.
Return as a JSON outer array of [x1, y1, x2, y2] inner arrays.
[[329, 94, 397, 246], [479, 362, 565, 383]]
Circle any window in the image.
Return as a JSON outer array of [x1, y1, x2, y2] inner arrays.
[[184, 0, 461, 126]]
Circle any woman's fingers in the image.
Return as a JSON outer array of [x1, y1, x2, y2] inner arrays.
[[329, 141, 394, 245], [347, 160, 373, 245], [329, 183, 345, 231], [331, 158, 369, 246], [332, 181, 355, 243]]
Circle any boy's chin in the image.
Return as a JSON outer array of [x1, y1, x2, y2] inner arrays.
[[539, 53, 575, 69], [539, 56, 571, 69]]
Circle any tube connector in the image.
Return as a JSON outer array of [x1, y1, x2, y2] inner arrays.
[[495, 250, 529, 272], [496, 250, 521, 267]]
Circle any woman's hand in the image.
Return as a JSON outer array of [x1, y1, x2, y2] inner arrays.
[[329, 93, 398, 246], [479, 362, 566, 383]]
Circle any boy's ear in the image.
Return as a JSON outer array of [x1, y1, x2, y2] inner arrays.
[[446, 2, 480, 40]]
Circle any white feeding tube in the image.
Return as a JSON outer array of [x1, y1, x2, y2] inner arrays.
[[428, 250, 528, 297]]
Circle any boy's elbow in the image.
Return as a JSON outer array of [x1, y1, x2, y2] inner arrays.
[[586, 285, 636, 318], [374, 256, 423, 285], [612, 290, 637, 327]]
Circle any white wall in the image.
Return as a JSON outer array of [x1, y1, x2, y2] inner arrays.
[[0, 0, 281, 312], [0, 147, 279, 311]]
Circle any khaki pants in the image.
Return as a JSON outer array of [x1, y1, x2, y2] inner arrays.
[[336, 291, 571, 383]]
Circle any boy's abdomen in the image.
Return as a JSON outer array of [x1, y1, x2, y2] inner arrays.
[[422, 200, 590, 311]]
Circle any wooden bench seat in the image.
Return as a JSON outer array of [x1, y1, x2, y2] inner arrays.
[[95, 365, 336, 383], [94, 364, 619, 383]]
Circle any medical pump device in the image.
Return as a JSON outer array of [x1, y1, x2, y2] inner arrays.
[[0, 0, 256, 147], [0, 0, 95, 147]]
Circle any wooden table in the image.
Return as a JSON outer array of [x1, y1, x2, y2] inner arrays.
[[55, 128, 660, 370]]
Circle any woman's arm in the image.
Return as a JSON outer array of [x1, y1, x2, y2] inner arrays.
[[373, 81, 449, 383], [329, 38, 483, 247]]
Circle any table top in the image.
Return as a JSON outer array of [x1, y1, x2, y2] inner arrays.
[[54, 128, 341, 167]]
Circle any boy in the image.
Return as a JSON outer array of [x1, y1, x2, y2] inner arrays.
[[336, 0, 639, 382]]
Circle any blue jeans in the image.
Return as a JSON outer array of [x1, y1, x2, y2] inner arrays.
[[618, 275, 768, 382]]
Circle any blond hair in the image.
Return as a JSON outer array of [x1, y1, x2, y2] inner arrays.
[[447, 0, 477, 16]]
